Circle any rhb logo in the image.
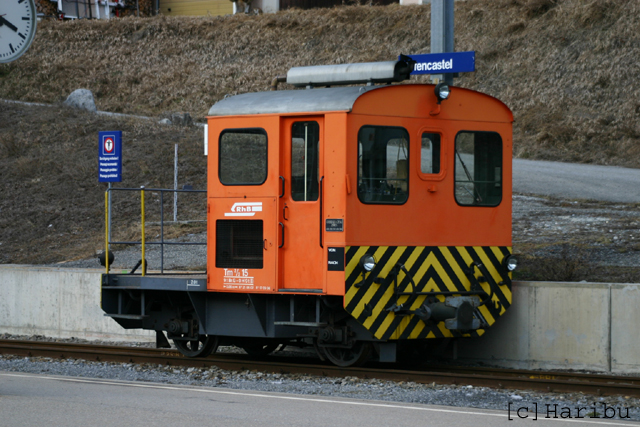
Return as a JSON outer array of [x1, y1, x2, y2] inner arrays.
[[225, 202, 263, 217]]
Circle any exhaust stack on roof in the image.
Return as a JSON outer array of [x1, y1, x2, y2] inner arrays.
[[286, 56, 415, 88]]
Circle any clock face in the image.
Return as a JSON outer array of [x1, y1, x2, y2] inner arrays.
[[0, 0, 37, 64]]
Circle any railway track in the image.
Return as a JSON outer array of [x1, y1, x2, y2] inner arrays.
[[1, 339, 639, 397]]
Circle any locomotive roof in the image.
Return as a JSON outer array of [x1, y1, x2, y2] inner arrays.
[[208, 86, 379, 116], [207, 84, 513, 122]]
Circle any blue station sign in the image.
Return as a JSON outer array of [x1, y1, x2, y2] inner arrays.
[[98, 131, 122, 183], [402, 51, 476, 75]]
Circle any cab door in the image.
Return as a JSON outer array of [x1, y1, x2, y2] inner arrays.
[[278, 117, 325, 291], [207, 123, 278, 293]]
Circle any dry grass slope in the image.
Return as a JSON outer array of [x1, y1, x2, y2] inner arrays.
[[0, 103, 206, 264], [1, 0, 639, 166]]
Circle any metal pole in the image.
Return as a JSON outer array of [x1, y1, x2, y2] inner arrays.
[[141, 186, 146, 276], [174, 144, 178, 222], [108, 182, 112, 247], [430, 0, 454, 85], [105, 191, 109, 273]]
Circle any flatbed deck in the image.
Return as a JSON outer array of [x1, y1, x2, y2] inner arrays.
[[102, 273, 207, 292]]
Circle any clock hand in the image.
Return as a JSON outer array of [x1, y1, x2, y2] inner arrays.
[[0, 16, 19, 33]]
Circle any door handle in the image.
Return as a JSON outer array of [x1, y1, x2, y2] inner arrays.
[[319, 176, 324, 248], [279, 176, 285, 198], [279, 222, 284, 248], [283, 204, 289, 221]]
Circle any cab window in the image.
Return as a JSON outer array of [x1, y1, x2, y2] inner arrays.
[[358, 126, 409, 204], [454, 131, 502, 206], [421, 133, 441, 175], [291, 121, 320, 201], [219, 128, 267, 185]]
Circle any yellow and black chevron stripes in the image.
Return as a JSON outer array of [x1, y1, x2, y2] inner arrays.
[[345, 246, 512, 341]]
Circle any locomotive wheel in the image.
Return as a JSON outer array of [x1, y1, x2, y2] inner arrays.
[[322, 341, 372, 367], [241, 342, 280, 357], [173, 334, 219, 358]]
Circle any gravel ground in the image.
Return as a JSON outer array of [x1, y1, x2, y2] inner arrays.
[[513, 194, 640, 267], [1, 335, 638, 421], [55, 231, 207, 271], [510, 193, 640, 283]]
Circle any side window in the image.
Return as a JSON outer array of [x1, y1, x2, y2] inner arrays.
[[291, 121, 320, 201], [421, 133, 441, 174], [219, 128, 267, 185], [358, 126, 409, 204], [454, 131, 502, 206]]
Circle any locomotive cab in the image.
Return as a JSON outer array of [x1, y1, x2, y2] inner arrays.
[[102, 59, 515, 367], [205, 60, 514, 365]]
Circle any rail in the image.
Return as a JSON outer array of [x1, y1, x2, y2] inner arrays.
[[104, 187, 207, 275]]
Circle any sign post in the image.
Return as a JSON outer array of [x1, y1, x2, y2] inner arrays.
[[99, 131, 123, 247], [430, 0, 455, 85]]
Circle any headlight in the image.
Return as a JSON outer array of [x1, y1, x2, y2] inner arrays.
[[359, 255, 376, 272], [98, 251, 114, 267], [503, 255, 518, 272], [434, 82, 450, 103]]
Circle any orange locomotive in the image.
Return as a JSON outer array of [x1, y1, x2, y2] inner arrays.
[[101, 57, 518, 366]]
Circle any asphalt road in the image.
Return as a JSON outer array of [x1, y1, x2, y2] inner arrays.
[[391, 146, 640, 203], [513, 159, 640, 203], [2, 372, 639, 427]]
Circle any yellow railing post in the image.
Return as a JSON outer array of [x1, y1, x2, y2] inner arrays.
[[141, 186, 146, 276], [105, 190, 109, 274]]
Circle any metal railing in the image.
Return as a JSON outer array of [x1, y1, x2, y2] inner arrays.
[[104, 187, 207, 275]]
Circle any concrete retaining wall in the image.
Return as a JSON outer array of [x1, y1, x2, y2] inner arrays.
[[0, 265, 638, 373], [458, 281, 640, 374], [0, 265, 152, 342], [611, 284, 640, 373]]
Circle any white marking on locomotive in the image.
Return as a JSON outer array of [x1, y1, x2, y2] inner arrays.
[[186, 280, 200, 288], [223, 268, 255, 288], [224, 202, 263, 217]]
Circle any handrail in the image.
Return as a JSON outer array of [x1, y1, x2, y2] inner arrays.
[[104, 187, 207, 275], [106, 187, 206, 193], [141, 186, 146, 276]]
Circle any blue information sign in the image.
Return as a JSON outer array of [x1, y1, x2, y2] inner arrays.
[[98, 131, 122, 183], [402, 51, 475, 75]]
